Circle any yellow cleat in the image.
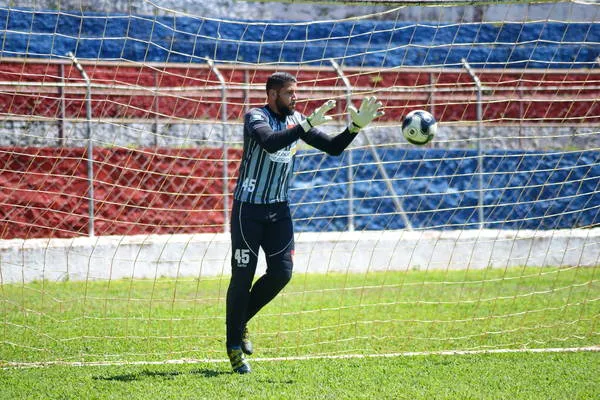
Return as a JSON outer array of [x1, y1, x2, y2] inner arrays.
[[227, 346, 251, 374]]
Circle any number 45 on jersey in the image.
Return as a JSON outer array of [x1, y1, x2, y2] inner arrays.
[[241, 178, 256, 193]]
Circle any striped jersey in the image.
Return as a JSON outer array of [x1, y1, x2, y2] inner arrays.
[[233, 105, 303, 204]]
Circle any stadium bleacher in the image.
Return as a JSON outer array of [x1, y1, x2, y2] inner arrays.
[[0, 9, 598, 238]]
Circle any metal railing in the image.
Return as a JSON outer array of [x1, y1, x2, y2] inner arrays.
[[462, 58, 486, 230], [67, 52, 95, 237], [330, 58, 413, 231], [0, 59, 598, 235]]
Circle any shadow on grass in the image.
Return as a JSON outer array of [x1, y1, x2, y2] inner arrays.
[[93, 368, 230, 382], [257, 378, 295, 385]]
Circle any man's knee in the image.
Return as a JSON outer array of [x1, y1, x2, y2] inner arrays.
[[266, 255, 293, 288], [229, 259, 256, 293], [271, 267, 292, 287]]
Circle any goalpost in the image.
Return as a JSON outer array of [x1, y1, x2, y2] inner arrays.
[[0, 0, 599, 366]]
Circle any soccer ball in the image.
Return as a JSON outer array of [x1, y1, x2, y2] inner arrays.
[[402, 110, 437, 145]]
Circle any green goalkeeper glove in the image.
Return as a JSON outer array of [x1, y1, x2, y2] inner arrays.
[[300, 99, 337, 132], [348, 96, 385, 133]]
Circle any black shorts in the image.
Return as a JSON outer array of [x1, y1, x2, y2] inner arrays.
[[230, 200, 295, 273]]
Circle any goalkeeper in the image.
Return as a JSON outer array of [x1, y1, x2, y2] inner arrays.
[[226, 72, 383, 374]]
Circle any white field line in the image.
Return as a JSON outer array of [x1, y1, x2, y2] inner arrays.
[[2, 346, 599, 369]]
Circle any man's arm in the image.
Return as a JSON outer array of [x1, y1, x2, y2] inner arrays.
[[299, 127, 358, 156], [299, 96, 385, 156], [246, 110, 304, 153]]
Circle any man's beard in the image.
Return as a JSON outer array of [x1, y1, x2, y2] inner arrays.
[[276, 96, 295, 116]]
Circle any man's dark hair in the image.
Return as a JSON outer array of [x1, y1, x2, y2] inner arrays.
[[266, 72, 297, 92]]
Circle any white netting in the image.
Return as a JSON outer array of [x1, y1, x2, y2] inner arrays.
[[0, 1, 598, 364]]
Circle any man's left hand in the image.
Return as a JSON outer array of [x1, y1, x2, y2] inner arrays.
[[348, 96, 385, 133]]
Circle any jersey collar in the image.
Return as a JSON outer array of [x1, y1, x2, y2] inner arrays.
[[265, 104, 288, 122]]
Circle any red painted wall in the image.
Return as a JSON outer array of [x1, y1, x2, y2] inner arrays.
[[1, 61, 598, 123], [0, 147, 241, 239], [1, 62, 598, 239]]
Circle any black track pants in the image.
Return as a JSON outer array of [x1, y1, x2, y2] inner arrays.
[[226, 200, 294, 348]]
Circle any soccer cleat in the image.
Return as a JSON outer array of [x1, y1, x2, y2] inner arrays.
[[241, 326, 253, 355], [227, 346, 251, 374]]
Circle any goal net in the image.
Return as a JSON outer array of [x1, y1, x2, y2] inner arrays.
[[0, 0, 598, 365]]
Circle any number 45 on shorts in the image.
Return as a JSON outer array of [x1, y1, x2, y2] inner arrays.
[[234, 248, 250, 267]]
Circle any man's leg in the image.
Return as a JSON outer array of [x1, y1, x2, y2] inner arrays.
[[226, 201, 262, 350], [245, 202, 294, 323]]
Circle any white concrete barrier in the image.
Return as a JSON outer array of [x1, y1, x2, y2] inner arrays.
[[0, 229, 598, 284]]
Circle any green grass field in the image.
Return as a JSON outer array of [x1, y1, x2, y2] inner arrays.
[[1, 351, 599, 399], [1, 266, 598, 399]]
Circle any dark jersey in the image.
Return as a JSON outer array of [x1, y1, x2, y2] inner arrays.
[[233, 105, 359, 204]]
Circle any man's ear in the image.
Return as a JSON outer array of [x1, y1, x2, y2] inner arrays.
[[267, 88, 277, 101]]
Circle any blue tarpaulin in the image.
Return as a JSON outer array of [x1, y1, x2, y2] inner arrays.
[[290, 149, 600, 231], [1, 8, 598, 68]]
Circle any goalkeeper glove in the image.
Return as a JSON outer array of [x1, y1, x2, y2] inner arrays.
[[348, 96, 385, 133], [300, 99, 336, 132]]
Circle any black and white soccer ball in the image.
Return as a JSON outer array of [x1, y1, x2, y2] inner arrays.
[[401, 110, 437, 146]]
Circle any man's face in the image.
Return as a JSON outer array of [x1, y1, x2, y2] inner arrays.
[[273, 82, 297, 116]]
